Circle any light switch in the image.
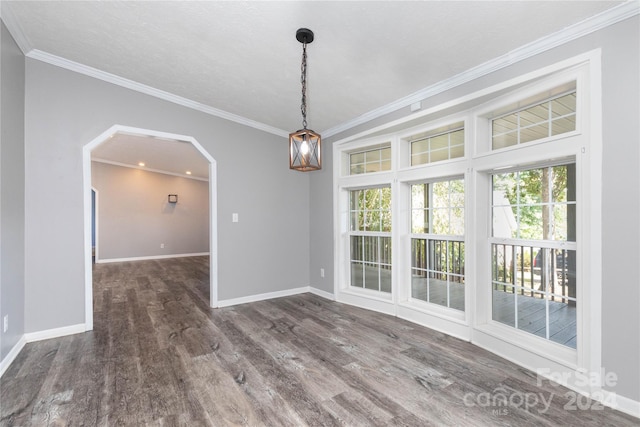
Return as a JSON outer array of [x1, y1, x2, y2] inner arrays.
[[232, 213, 239, 223]]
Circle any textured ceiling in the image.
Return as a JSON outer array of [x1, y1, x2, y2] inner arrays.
[[1, 1, 629, 176], [92, 133, 210, 181]]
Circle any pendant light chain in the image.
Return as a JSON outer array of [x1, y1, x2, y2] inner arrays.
[[300, 41, 308, 130]]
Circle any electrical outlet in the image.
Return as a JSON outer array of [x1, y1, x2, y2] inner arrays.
[[160, 243, 165, 249], [320, 268, 325, 278], [3, 315, 8, 333]]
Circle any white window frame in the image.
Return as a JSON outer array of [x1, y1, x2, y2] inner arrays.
[[334, 50, 602, 398]]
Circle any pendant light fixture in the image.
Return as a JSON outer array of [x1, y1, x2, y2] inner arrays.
[[289, 28, 321, 171]]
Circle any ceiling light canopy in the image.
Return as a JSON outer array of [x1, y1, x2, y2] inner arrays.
[[289, 28, 321, 172]]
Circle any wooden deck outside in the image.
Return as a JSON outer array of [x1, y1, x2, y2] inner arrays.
[[351, 264, 577, 348]]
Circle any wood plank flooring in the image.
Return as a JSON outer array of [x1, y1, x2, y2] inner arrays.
[[1, 256, 636, 426]]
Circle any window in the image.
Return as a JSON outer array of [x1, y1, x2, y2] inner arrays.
[[410, 128, 464, 166], [336, 58, 597, 380], [411, 179, 465, 310], [490, 163, 577, 348], [492, 92, 576, 150], [349, 145, 391, 175], [349, 187, 392, 292]]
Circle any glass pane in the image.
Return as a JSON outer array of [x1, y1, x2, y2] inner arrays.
[[430, 148, 449, 163], [492, 132, 518, 149], [365, 162, 381, 173], [362, 236, 378, 262], [552, 205, 570, 241], [429, 134, 449, 150], [520, 103, 549, 126], [451, 207, 465, 235], [431, 208, 449, 235], [492, 173, 517, 204], [412, 209, 427, 233], [380, 160, 392, 171], [381, 147, 392, 160], [411, 152, 429, 166], [450, 129, 464, 146], [350, 189, 362, 210], [549, 297, 577, 349], [551, 93, 576, 117], [450, 283, 465, 311], [380, 266, 392, 293], [431, 181, 449, 208], [411, 271, 428, 301], [350, 236, 362, 261], [380, 237, 392, 266], [493, 284, 516, 327], [380, 187, 391, 208], [450, 144, 464, 159], [350, 164, 364, 175], [411, 238, 426, 269], [493, 206, 517, 238], [450, 180, 465, 206], [363, 263, 379, 291], [493, 115, 518, 135], [517, 291, 547, 339], [518, 168, 543, 204], [350, 262, 364, 288], [552, 165, 575, 202], [520, 123, 549, 143], [350, 152, 364, 164], [411, 139, 429, 154], [552, 116, 576, 135], [350, 212, 359, 232], [428, 274, 448, 307], [366, 149, 381, 162], [518, 205, 544, 240], [412, 184, 426, 209]]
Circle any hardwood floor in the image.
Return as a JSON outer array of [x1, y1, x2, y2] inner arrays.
[[1, 256, 636, 426]]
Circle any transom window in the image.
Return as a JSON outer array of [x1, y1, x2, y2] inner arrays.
[[349, 187, 392, 292], [349, 145, 391, 175], [410, 128, 464, 166], [492, 92, 576, 150], [411, 179, 465, 311]]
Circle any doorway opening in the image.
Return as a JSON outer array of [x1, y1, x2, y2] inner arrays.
[[82, 125, 218, 330]]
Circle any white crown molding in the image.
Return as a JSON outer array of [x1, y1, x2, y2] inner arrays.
[[4, 1, 638, 140], [323, 0, 640, 138], [26, 49, 289, 139], [92, 158, 209, 182], [0, 2, 33, 54]]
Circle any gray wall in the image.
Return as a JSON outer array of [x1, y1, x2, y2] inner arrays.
[[310, 17, 640, 401], [92, 162, 209, 260], [24, 59, 310, 332], [0, 21, 26, 361]]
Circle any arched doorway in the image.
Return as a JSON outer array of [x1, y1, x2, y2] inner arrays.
[[82, 125, 218, 330]]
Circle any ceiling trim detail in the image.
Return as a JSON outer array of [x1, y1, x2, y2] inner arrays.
[[26, 49, 289, 138], [0, 2, 32, 54], [3, 1, 638, 140], [323, 0, 639, 138], [92, 158, 209, 182]]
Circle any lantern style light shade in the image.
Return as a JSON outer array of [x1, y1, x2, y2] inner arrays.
[[289, 128, 321, 171], [289, 28, 321, 172]]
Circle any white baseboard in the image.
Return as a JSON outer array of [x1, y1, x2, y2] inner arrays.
[[97, 252, 209, 263], [217, 286, 310, 307], [217, 286, 335, 308], [600, 389, 640, 419], [309, 287, 335, 301], [0, 335, 27, 378], [24, 323, 86, 343]]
